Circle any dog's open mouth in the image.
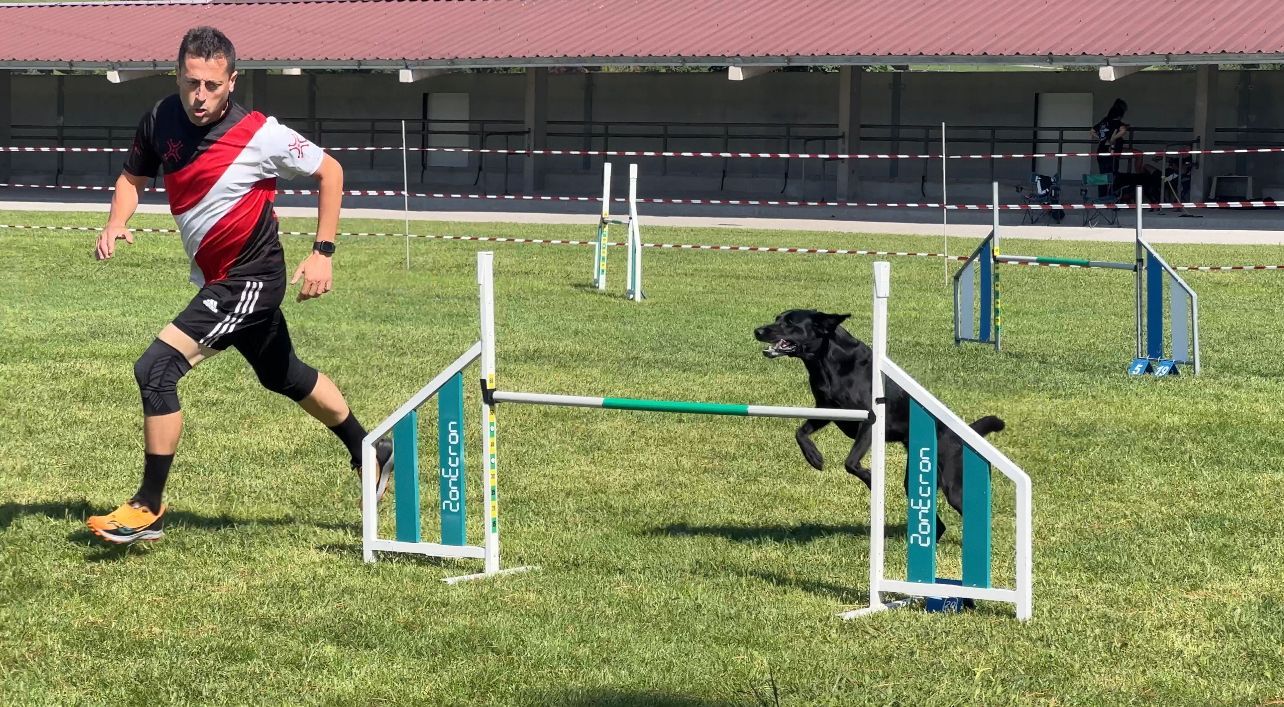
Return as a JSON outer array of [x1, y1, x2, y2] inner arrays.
[[763, 339, 797, 358]]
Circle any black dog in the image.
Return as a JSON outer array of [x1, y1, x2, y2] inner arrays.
[[754, 309, 1005, 540]]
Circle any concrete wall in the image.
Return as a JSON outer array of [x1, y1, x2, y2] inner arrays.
[[5, 67, 1283, 201]]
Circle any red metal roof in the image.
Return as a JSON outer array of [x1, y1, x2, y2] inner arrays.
[[2, 0, 1283, 69]]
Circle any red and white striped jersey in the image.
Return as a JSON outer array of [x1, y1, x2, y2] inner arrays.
[[125, 96, 324, 286]]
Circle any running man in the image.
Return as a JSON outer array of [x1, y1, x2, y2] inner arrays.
[[88, 26, 391, 544]]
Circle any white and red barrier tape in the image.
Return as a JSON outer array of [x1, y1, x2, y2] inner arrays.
[[4, 144, 1284, 160], [5, 222, 1279, 272], [1, 181, 1278, 210]]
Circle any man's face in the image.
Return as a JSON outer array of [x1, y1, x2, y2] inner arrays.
[[176, 54, 237, 126]]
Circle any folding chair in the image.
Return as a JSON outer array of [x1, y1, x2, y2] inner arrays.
[[1016, 173, 1064, 225], [1081, 173, 1120, 226]]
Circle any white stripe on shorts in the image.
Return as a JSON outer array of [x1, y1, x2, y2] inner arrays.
[[200, 280, 262, 347]]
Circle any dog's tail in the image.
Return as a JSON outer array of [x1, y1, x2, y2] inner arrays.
[[969, 415, 1005, 437]]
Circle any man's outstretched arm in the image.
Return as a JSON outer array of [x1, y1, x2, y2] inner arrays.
[[95, 171, 150, 260], [292, 153, 343, 300]]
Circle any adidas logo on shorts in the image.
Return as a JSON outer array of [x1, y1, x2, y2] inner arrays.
[[203, 298, 219, 313]]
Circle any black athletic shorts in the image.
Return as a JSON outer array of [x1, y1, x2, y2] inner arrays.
[[172, 276, 288, 352]]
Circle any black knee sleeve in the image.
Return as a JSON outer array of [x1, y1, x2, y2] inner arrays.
[[256, 350, 319, 402], [134, 339, 192, 416]]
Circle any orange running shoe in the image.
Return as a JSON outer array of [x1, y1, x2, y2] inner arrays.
[[86, 500, 166, 545]]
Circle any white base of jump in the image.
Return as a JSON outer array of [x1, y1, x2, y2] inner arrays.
[[443, 565, 539, 585], [366, 539, 487, 560], [838, 597, 916, 619]]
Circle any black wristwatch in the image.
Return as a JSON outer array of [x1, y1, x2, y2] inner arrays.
[[312, 240, 336, 256]]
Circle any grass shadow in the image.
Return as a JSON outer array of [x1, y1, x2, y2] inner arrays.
[[645, 521, 908, 545], [529, 688, 746, 706], [1, 498, 352, 532], [744, 570, 871, 605]]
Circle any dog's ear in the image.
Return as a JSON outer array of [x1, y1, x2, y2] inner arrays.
[[817, 313, 851, 333]]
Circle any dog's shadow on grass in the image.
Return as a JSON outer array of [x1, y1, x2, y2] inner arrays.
[[0, 498, 355, 563], [532, 689, 742, 706], [646, 521, 907, 545]]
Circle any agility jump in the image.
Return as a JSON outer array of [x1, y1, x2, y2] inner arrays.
[[362, 253, 1033, 621], [955, 184, 1200, 376], [591, 162, 643, 301]]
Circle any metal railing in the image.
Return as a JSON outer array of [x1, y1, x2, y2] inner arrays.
[[7, 118, 1284, 194]]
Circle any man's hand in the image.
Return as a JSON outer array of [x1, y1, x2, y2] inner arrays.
[[291, 251, 333, 301], [95, 225, 134, 260]]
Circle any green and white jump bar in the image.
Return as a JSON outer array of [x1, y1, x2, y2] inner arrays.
[[592, 162, 643, 301], [490, 391, 870, 422]]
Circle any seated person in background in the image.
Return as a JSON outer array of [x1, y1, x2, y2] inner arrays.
[[1091, 99, 1131, 196]]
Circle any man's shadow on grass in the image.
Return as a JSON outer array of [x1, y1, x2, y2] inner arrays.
[[0, 498, 354, 563]]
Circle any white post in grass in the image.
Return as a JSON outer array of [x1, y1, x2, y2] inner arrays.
[[941, 122, 949, 286], [867, 261, 891, 613], [1136, 185, 1144, 359], [478, 251, 500, 574], [361, 426, 378, 563], [401, 119, 411, 270], [626, 163, 642, 302], [594, 162, 613, 290], [992, 181, 1000, 255]]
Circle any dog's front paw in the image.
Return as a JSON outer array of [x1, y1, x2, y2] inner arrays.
[[799, 443, 824, 470]]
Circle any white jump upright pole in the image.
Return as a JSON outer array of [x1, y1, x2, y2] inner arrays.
[[941, 122, 949, 286], [625, 163, 643, 302], [401, 119, 411, 270], [1135, 185, 1145, 360], [478, 251, 501, 575], [593, 162, 613, 290], [866, 261, 892, 614]]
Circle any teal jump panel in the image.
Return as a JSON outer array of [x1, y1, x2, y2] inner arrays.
[[1169, 271, 1190, 363], [957, 258, 976, 341], [437, 372, 467, 546], [907, 400, 937, 584], [979, 239, 993, 342], [1146, 251, 1164, 359], [961, 445, 993, 588], [392, 409, 421, 543]]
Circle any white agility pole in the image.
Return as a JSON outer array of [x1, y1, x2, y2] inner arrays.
[[1136, 187, 1145, 359], [861, 262, 895, 615], [442, 251, 537, 583], [625, 163, 643, 302], [401, 119, 411, 270], [942, 122, 949, 286], [593, 162, 612, 290]]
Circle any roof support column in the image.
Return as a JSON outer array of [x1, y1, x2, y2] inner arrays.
[[524, 67, 548, 193], [238, 69, 265, 111], [1191, 65, 1217, 201], [837, 66, 864, 201], [307, 73, 318, 141], [0, 71, 11, 182]]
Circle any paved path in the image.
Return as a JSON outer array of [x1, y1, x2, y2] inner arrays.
[[3, 198, 1282, 245]]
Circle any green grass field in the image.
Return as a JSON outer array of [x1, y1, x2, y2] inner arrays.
[[2, 210, 1283, 705]]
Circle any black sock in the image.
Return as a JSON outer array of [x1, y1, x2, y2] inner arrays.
[[328, 411, 368, 469], [133, 453, 174, 514]]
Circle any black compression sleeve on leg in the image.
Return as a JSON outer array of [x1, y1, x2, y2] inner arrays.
[[134, 339, 192, 416], [133, 453, 174, 514], [328, 411, 368, 469]]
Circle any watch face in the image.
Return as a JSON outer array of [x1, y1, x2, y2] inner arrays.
[[314, 241, 335, 254]]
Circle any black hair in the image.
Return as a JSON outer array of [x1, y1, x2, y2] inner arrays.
[[177, 26, 236, 73], [1106, 98, 1128, 120]]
